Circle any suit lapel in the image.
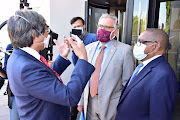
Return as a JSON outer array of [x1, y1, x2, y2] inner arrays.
[[119, 56, 165, 103], [99, 40, 116, 80], [14, 49, 57, 76], [87, 42, 99, 63], [119, 67, 152, 103]]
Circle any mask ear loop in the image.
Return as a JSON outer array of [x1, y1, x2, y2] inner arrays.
[[15, 15, 31, 24], [15, 15, 45, 38], [146, 42, 158, 55], [110, 29, 116, 40], [15, 15, 46, 44]]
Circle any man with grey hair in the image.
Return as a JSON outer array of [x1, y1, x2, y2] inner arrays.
[[6, 10, 95, 120], [77, 13, 135, 119]]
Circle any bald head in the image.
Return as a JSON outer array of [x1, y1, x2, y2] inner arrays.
[[144, 28, 169, 51]]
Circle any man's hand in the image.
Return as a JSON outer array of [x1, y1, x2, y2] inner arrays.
[[77, 105, 84, 112], [48, 60, 53, 67], [53, 35, 70, 59], [68, 34, 87, 61], [0, 67, 7, 79]]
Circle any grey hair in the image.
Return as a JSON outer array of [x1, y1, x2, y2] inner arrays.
[[98, 13, 119, 29], [7, 10, 46, 49]]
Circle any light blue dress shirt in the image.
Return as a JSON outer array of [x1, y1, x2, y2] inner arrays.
[[90, 40, 112, 86]]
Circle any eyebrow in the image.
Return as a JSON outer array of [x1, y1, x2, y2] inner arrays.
[[73, 25, 81, 27]]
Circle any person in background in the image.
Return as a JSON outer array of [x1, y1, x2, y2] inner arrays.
[[70, 17, 98, 66], [4, 44, 20, 120], [6, 10, 95, 120], [115, 28, 179, 120], [78, 13, 135, 120], [70, 16, 98, 120], [0, 64, 6, 79], [0, 62, 7, 89]]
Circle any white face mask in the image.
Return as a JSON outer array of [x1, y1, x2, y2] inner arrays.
[[33, 30, 50, 49], [133, 43, 147, 60], [44, 35, 50, 48], [75, 27, 84, 36], [133, 42, 156, 60]]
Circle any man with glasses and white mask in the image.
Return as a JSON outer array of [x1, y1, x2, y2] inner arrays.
[[77, 13, 134, 120], [115, 28, 179, 120], [6, 10, 95, 120]]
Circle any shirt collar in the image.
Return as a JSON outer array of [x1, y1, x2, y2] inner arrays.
[[142, 55, 162, 67], [98, 40, 112, 50], [81, 32, 88, 40], [21, 47, 40, 61]]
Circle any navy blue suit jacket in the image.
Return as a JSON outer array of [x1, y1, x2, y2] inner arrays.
[[7, 49, 95, 120], [115, 56, 179, 120]]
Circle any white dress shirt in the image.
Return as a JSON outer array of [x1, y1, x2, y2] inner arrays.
[[138, 55, 162, 73], [21, 47, 41, 61]]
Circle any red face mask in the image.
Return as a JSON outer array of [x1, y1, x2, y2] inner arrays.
[[97, 29, 111, 42]]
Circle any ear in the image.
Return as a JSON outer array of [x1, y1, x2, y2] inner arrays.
[[32, 30, 36, 39], [153, 42, 160, 53], [156, 42, 161, 50], [31, 30, 39, 43], [83, 25, 86, 29], [113, 29, 119, 36]]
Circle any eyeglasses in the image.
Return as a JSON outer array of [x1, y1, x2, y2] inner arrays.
[[46, 27, 50, 34], [41, 26, 51, 34], [97, 24, 114, 30], [134, 40, 157, 46]]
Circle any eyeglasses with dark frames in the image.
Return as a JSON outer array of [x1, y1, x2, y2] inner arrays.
[[41, 25, 51, 34], [46, 27, 50, 34], [134, 39, 157, 46], [97, 24, 114, 30]]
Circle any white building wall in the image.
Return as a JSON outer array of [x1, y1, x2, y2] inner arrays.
[[0, 0, 19, 62], [50, 0, 86, 84], [0, 0, 86, 84]]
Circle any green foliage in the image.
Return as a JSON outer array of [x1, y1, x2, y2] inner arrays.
[[132, 15, 146, 37], [165, 1, 171, 33], [140, 18, 146, 34], [132, 15, 139, 36]]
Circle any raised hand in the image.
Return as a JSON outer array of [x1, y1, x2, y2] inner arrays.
[[68, 34, 87, 61], [53, 35, 70, 59], [47, 60, 53, 67], [77, 105, 84, 112]]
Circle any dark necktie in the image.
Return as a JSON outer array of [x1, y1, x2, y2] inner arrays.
[[40, 55, 63, 83], [90, 46, 106, 98]]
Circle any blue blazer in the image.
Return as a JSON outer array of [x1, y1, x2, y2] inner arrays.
[[7, 49, 95, 120], [115, 56, 179, 120]]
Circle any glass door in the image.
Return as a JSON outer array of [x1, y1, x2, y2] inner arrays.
[[132, 0, 149, 46], [159, 1, 180, 82], [131, 0, 149, 66], [88, 6, 108, 34], [158, 1, 180, 119]]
